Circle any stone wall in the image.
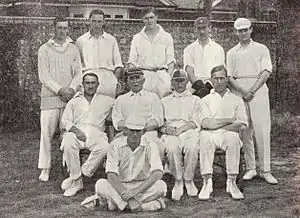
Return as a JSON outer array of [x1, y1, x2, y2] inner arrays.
[[0, 17, 277, 131]]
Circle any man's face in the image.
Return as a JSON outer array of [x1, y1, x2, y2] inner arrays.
[[171, 78, 188, 93], [127, 128, 144, 147], [211, 69, 228, 93], [195, 25, 210, 41], [90, 14, 104, 34], [127, 74, 145, 93], [235, 27, 252, 42], [55, 21, 68, 41], [143, 12, 157, 29], [83, 75, 99, 96]]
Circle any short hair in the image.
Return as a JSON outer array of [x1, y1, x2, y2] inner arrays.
[[83, 72, 99, 83], [53, 15, 68, 26], [211, 65, 228, 77], [89, 9, 105, 19], [142, 7, 158, 17]]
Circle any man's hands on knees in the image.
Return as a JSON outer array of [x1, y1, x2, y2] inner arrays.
[[128, 198, 142, 212], [69, 126, 87, 142], [59, 87, 75, 102], [121, 188, 139, 201], [121, 188, 142, 212]]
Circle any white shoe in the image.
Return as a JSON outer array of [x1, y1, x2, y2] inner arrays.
[[198, 178, 212, 200], [63, 178, 83, 197], [243, 170, 257, 180], [39, 169, 49, 182], [226, 179, 244, 200], [260, 172, 278, 184], [61, 177, 73, 191], [185, 180, 198, 197], [142, 198, 165, 211], [171, 179, 184, 201], [81, 194, 99, 209]]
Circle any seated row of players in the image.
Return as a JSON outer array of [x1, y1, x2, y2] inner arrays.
[[60, 65, 246, 213]]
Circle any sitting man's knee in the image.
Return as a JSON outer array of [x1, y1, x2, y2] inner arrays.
[[155, 180, 167, 196], [95, 179, 110, 194]]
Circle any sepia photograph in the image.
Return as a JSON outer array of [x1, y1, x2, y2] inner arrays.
[[0, 0, 299, 217]]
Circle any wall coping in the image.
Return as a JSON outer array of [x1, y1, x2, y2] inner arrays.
[[0, 16, 277, 25]]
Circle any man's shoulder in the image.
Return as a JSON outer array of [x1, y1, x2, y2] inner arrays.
[[210, 40, 224, 49], [227, 44, 240, 54], [252, 41, 269, 50], [76, 32, 90, 42], [95, 94, 114, 103], [184, 40, 197, 51]]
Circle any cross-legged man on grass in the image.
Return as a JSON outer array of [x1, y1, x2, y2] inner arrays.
[[81, 117, 167, 212], [60, 72, 114, 196], [198, 65, 247, 200]]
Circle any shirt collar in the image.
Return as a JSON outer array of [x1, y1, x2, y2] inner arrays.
[[236, 39, 254, 50], [140, 24, 164, 40], [48, 36, 73, 47], [210, 88, 231, 96], [196, 38, 213, 47], [172, 90, 192, 98], [87, 31, 108, 39], [129, 89, 144, 97]]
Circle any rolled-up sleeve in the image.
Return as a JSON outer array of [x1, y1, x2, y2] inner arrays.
[[61, 100, 75, 131], [69, 47, 82, 91], [113, 38, 123, 69], [261, 45, 272, 72], [105, 144, 120, 175], [166, 34, 175, 65], [128, 35, 138, 66], [191, 98, 202, 128], [112, 96, 124, 130], [151, 95, 164, 127], [183, 46, 194, 71]]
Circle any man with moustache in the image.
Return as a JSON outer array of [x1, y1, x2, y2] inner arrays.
[[60, 72, 114, 197], [184, 17, 225, 98], [127, 7, 175, 98], [227, 18, 277, 184], [37, 15, 82, 182], [76, 9, 123, 98], [112, 67, 164, 150]]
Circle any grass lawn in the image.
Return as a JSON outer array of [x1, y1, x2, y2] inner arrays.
[[1, 124, 300, 217]]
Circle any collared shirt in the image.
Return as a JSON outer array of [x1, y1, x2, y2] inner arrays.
[[200, 89, 248, 128], [112, 89, 164, 131], [184, 38, 225, 82], [106, 136, 163, 182], [61, 94, 114, 136], [128, 24, 175, 69], [226, 40, 272, 78], [76, 31, 123, 71], [48, 36, 73, 52], [161, 90, 201, 128]]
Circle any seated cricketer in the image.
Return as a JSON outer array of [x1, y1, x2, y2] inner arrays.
[[111, 67, 164, 151], [81, 117, 167, 212], [198, 65, 247, 200], [160, 69, 201, 201], [60, 72, 114, 197]]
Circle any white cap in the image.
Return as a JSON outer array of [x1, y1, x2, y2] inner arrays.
[[234, 18, 251, 30], [125, 116, 146, 130]]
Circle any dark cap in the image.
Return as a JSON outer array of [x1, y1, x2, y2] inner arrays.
[[194, 17, 210, 27], [126, 67, 144, 77], [171, 69, 187, 80]]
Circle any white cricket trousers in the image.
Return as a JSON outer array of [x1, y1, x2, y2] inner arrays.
[[143, 70, 171, 98], [161, 129, 199, 181], [233, 80, 271, 172], [95, 179, 167, 211], [199, 130, 242, 175], [61, 131, 110, 179], [38, 108, 64, 169]]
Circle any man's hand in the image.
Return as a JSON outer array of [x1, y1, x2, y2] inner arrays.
[[165, 125, 177, 135], [70, 126, 87, 142], [243, 91, 255, 102], [121, 189, 138, 201], [59, 87, 75, 102], [128, 198, 142, 212], [174, 126, 186, 136]]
